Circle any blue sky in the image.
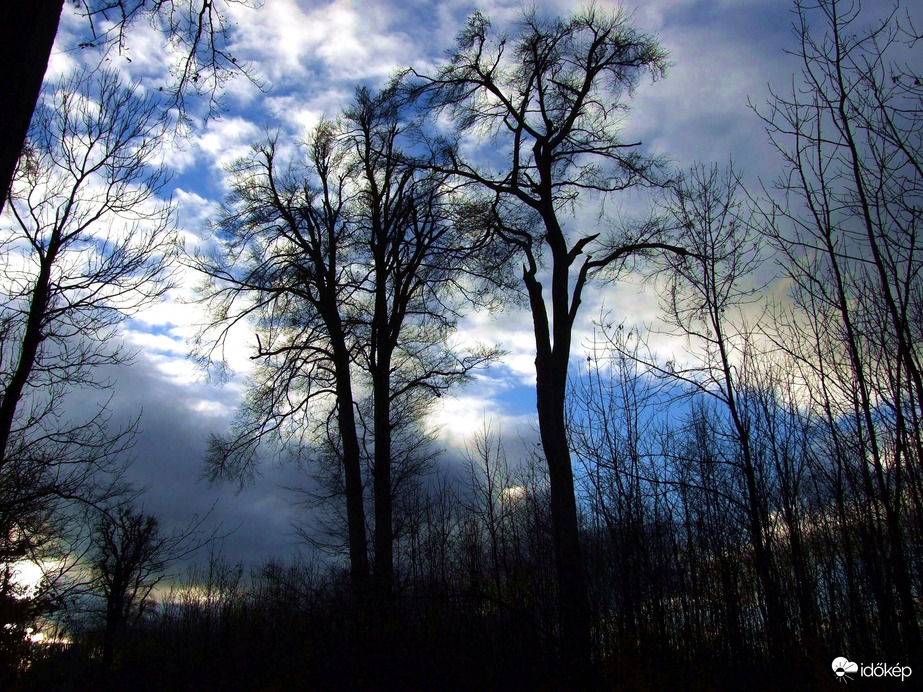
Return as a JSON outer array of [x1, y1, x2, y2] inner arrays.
[[33, 0, 830, 567]]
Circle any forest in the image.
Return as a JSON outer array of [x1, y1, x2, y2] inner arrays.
[[1, 0, 921, 689]]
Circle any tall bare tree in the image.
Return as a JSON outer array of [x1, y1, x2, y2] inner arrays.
[[645, 163, 794, 653], [411, 6, 687, 674], [0, 67, 176, 634], [195, 88, 498, 605], [195, 121, 373, 598], [343, 88, 499, 599]]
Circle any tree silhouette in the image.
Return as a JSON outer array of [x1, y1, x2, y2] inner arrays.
[[0, 68, 176, 661], [89, 502, 212, 673], [195, 88, 498, 608], [755, 0, 923, 654], [410, 6, 688, 676]]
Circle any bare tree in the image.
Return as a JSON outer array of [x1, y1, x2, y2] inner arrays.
[[458, 418, 518, 603], [195, 121, 373, 598], [343, 87, 500, 600], [641, 163, 796, 653], [88, 502, 212, 672], [1, 67, 176, 461], [0, 67, 176, 647], [410, 6, 687, 674], [195, 88, 497, 605], [755, 0, 922, 653], [567, 322, 673, 661]]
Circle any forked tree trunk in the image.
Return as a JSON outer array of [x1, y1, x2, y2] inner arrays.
[[527, 255, 593, 680]]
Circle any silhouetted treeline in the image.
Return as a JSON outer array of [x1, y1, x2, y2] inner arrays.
[[15, 360, 920, 689]]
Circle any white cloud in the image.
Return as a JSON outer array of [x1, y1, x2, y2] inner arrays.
[[227, 0, 419, 86], [227, 0, 315, 83], [621, 2, 797, 178], [263, 95, 325, 135], [457, 308, 537, 385], [122, 329, 187, 356], [45, 49, 80, 84], [173, 188, 222, 238], [194, 115, 263, 172]]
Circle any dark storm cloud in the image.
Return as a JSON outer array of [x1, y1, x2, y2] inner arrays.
[[66, 342, 319, 569], [626, 0, 802, 176]]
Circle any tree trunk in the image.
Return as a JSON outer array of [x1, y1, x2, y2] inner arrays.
[[102, 590, 125, 673], [535, 360, 593, 679], [526, 251, 592, 678], [0, 0, 64, 214], [330, 332, 371, 599], [0, 248, 56, 466], [372, 352, 394, 601]]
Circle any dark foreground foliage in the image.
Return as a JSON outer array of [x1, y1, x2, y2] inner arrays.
[[11, 450, 915, 692], [9, 576, 834, 692]]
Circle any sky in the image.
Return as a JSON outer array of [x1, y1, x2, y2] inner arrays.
[[24, 0, 850, 570]]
